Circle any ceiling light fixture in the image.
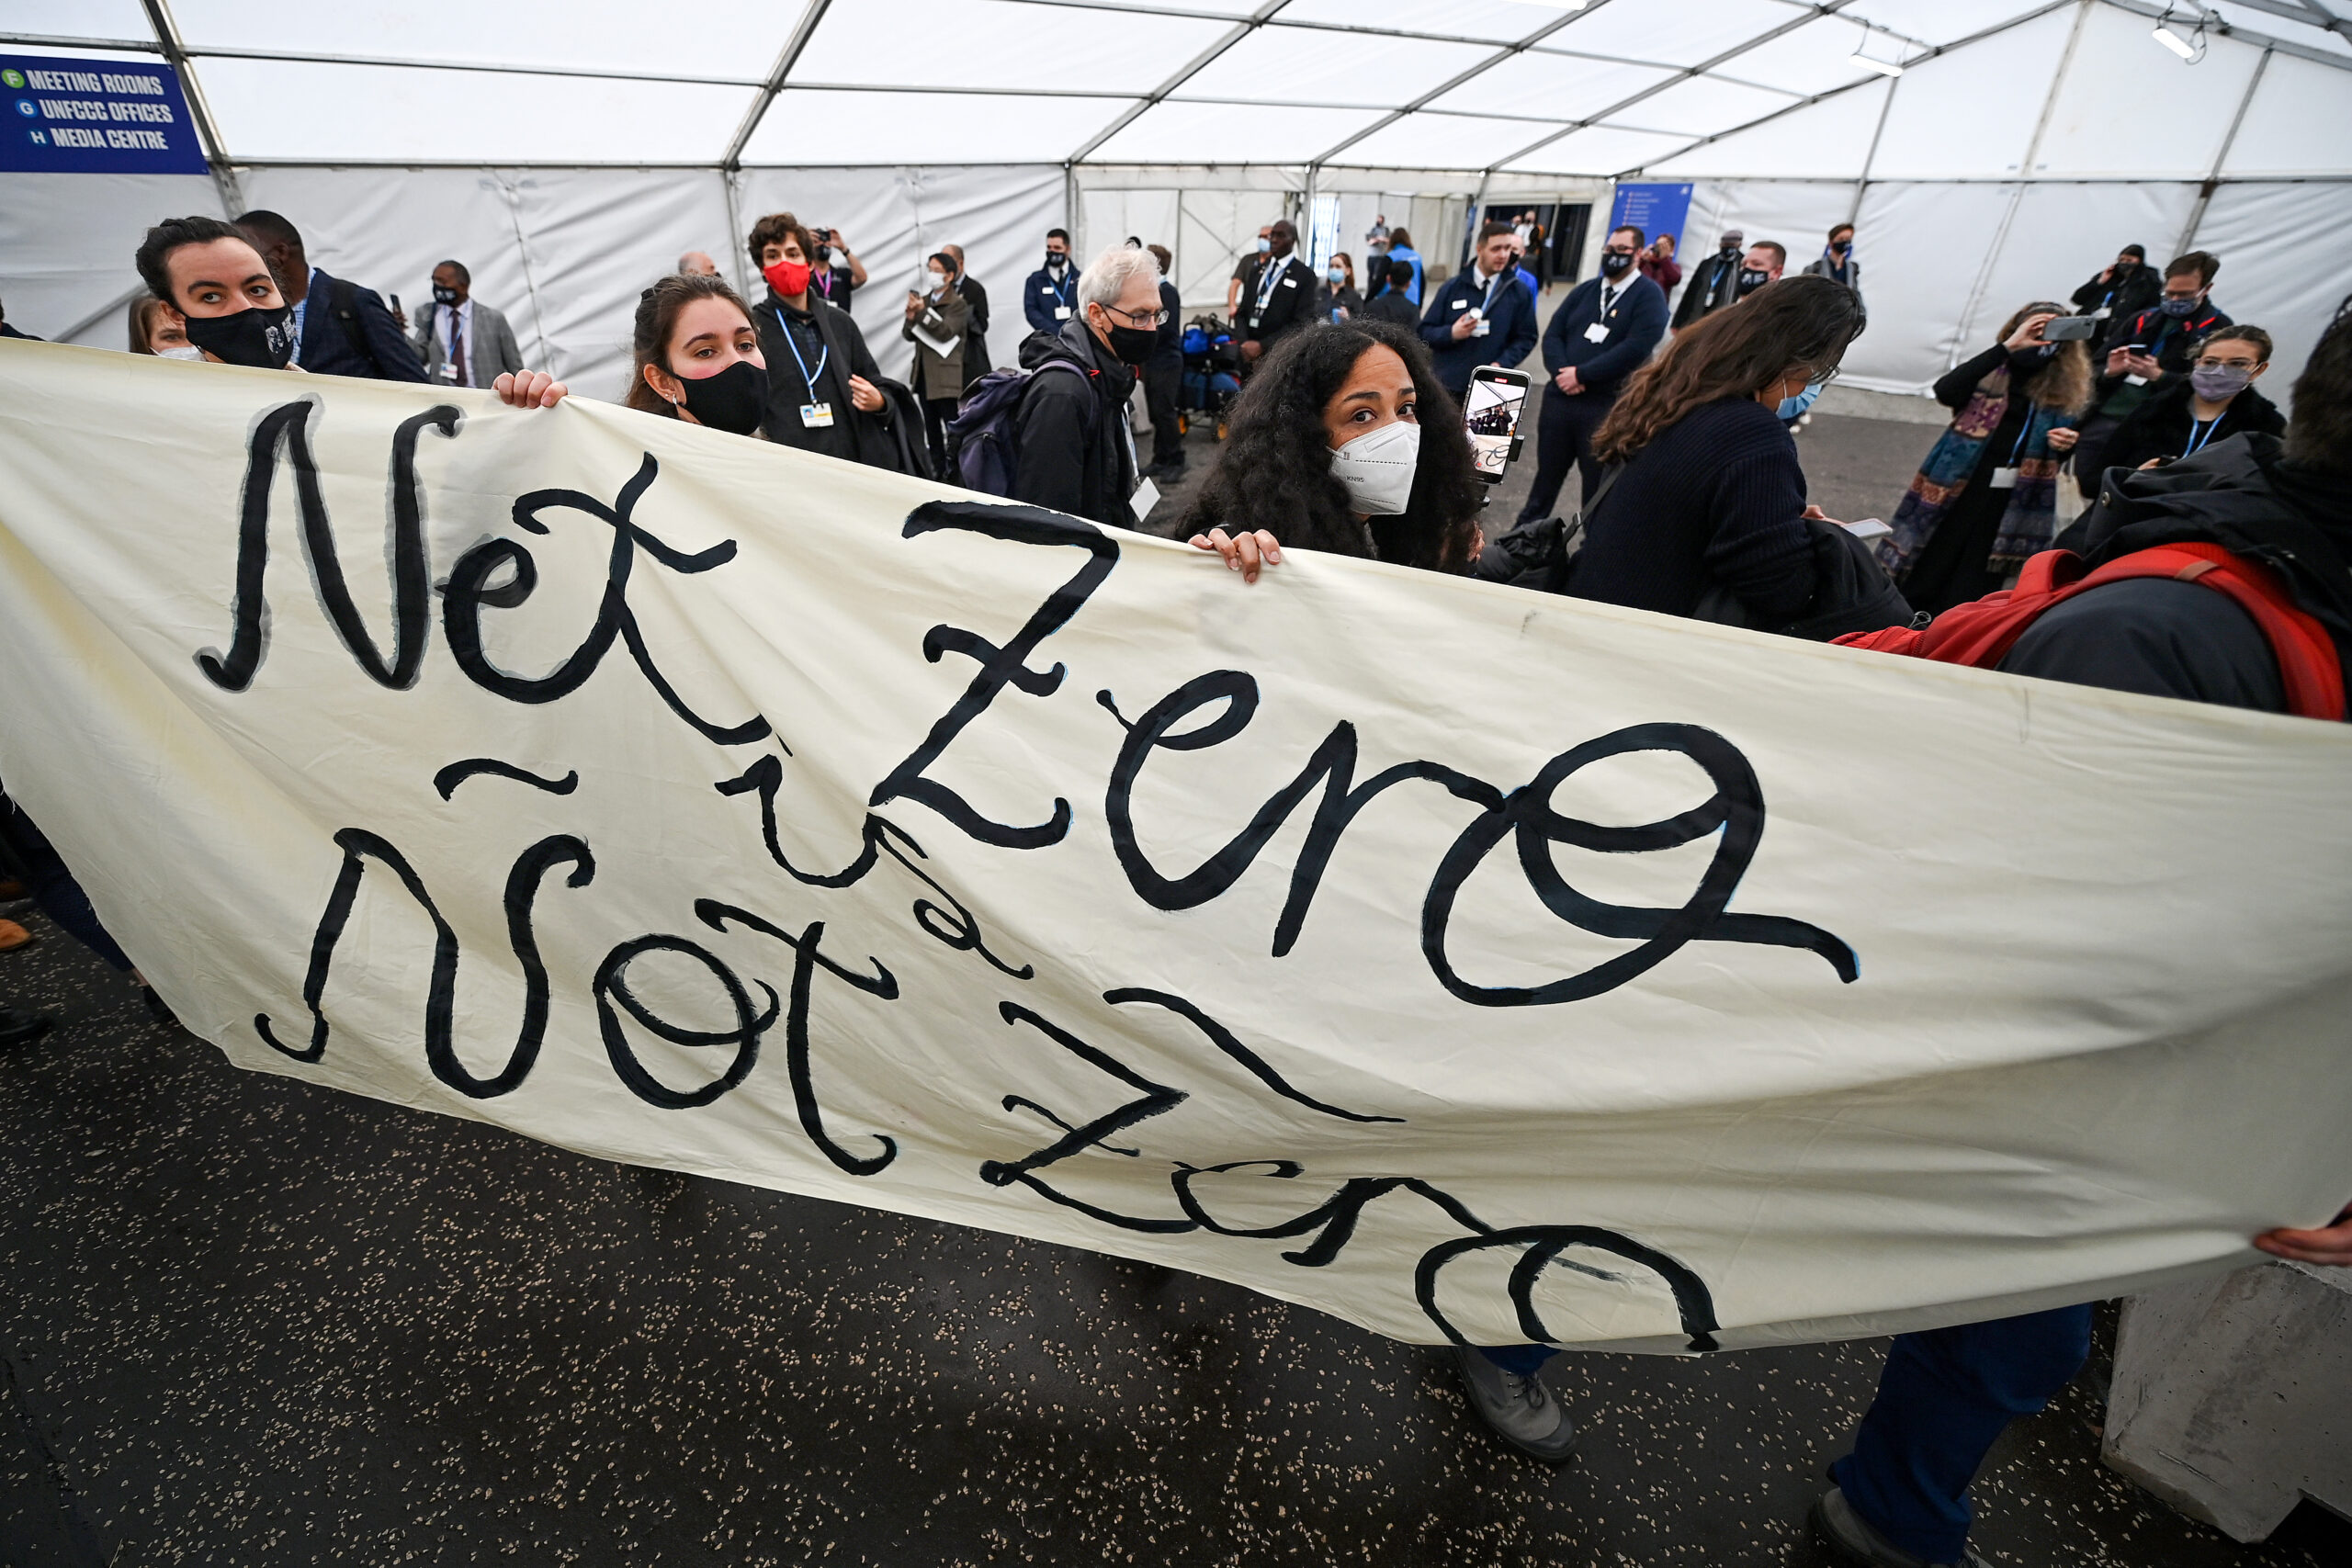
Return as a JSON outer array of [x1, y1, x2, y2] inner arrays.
[[2152, 5, 2208, 62], [1849, 23, 1904, 77]]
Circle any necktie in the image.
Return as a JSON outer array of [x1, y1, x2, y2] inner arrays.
[[450, 310, 468, 389]]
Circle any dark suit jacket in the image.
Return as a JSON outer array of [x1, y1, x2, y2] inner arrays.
[[1538, 273, 1668, 399], [1419, 266, 1538, 393], [1238, 254, 1315, 344], [296, 268, 427, 381], [755, 293, 901, 471], [956, 275, 990, 385]]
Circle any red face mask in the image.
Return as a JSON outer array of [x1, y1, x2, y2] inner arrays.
[[763, 257, 812, 299]]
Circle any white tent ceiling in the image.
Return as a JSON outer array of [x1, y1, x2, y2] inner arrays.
[[4, 0, 2346, 176], [4, 0, 2347, 401]]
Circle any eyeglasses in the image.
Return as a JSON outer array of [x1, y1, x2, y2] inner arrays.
[[1098, 303, 1168, 328], [2194, 356, 2259, 371]]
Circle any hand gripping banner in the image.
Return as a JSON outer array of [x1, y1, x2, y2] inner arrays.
[[3, 341, 2348, 1352]]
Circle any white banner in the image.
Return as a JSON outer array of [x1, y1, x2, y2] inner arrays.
[[4, 340, 2349, 1354]]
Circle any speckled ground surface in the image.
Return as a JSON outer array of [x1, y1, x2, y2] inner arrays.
[[7, 407, 2348, 1565], [6, 891, 2348, 1565]]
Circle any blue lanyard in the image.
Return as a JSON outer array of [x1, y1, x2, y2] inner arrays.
[[774, 308, 828, 396], [2182, 414, 2222, 457], [1254, 256, 1284, 313], [2007, 413, 2034, 467], [1044, 269, 1071, 306]]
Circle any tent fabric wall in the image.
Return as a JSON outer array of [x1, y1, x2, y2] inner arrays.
[[2183, 181, 2352, 392], [0, 172, 222, 351], [1947, 180, 2203, 355], [1686, 175, 2346, 396], [237, 165, 731, 397]]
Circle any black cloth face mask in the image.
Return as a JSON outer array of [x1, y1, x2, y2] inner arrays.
[[1738, 268, 1771, 290], [676, 359, 771, 435], [182, 303, 297, 369], [1103, 321, 1157, 366], [1599, 250, 1634, 278], [431, 284, 460, 305]]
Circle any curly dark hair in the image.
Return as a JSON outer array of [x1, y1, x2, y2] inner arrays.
[[1182, 319, 1482, 572], [2284, 291, 2352, 476], [746, 211, 815, 271]]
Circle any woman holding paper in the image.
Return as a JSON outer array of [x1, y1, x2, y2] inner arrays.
[[903, 253, 971, 477]]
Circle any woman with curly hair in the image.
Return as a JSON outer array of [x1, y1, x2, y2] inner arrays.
[[1182, 318, 1484, 582], [1881, 300, 2094, 614]]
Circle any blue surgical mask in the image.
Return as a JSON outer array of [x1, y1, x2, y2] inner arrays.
[[1326, 265, 1345, 287], [1257, 236, 1272, 254], [1776, 379, 1825, 423]]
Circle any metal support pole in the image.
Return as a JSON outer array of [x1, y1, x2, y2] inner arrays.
[[2177, 47, 2270, 254], [138, 0, 243, 215]]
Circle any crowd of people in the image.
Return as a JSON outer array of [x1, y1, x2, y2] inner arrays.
[[3, 194, 2350, 1568]]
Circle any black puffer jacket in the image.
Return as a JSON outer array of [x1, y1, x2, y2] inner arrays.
[[2102, 377, 2285, 478], [1011, 319, 1136, 528], [2070, 262, 2161, 334], [2041, 434, 2352, 716]]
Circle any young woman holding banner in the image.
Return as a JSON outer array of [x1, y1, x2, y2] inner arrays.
[[495, 272, 770, 436], [1182, 318, 1483, 583]]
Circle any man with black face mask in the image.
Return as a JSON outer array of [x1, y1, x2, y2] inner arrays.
[[233, 209, 426, 382], [2069, 243, 2159, 329], [1011, 243, 1161, 528], [1025, 229, 1079, 334], [409, 260, 524, 389], [2074, 251, 2232, 500], [1736, 240, 1786, 303], [1671, 228, 1746, 329], [1517, 225, 1668, 525], [132, 214, 301, 371]]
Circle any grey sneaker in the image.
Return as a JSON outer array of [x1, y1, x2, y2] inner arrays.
[[1453, 1346, 1577, 1461], [1809, 1486, 1988, 1568]]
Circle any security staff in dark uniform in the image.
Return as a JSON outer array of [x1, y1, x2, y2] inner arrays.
[[1024, 229, 1080, 334], [1515, 225, 1668, 525], [1670, 228, 1745, 330], [1237, 219, 1315, 367]]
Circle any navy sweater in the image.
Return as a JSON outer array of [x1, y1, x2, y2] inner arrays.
[[1568, 397, 1816, 622]]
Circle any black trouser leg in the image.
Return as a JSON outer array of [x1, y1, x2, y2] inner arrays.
[[1145, 355, 1184, 468], [1517, 387, 1610, 525], [922, 396, 956, 475]]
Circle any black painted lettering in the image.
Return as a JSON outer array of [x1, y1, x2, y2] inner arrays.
[[869, 501, 1118, 849]]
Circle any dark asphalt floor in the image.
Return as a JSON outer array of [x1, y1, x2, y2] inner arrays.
[[6, 407, 2349, 1566]]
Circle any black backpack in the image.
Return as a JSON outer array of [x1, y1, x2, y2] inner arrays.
[[1472, 465, 1623, 593], [1691, 518, 1923, 641], [1476, 467, 1921, 641]]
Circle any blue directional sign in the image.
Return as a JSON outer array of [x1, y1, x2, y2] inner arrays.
[[1, 53, 209, 175], [1609, 183, 1694, 249]]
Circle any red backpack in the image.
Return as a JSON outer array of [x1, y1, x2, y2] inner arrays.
[[1835, 542, 2346, 720]]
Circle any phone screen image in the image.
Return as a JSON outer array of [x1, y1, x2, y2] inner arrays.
[[1464, 372, 1528, 479]]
